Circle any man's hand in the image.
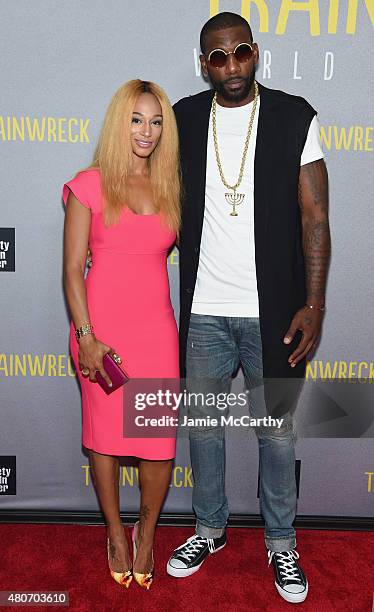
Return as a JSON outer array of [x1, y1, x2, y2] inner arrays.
[[284, 306, 324, 367]]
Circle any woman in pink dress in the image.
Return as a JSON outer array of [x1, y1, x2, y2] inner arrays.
[[62, 80, 180, 590]]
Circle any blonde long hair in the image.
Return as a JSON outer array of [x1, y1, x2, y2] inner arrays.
[[88, 79, 181, 231]]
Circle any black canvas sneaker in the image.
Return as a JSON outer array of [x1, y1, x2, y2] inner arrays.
[[167, 533, 227, 577], [268, 549, 308, 603]]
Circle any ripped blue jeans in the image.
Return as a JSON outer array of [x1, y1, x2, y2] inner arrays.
[[186, 313, 298, 552]]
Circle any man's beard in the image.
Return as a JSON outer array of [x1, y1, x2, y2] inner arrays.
[[211, 67, 256, 104]]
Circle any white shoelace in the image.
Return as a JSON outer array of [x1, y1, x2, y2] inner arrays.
[[268, 550, 302, 583], [176, 535, 214, 561]]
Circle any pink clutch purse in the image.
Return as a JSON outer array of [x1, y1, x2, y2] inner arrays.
[[95, 352, 129, 395]]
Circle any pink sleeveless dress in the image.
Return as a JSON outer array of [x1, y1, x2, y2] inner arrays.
[[62, 168, 179, 458]]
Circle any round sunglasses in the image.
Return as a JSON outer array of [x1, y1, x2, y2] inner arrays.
[[207, 42, 254, 68]]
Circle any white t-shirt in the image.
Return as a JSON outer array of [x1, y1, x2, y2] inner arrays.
[[191, 98, 324, 317]]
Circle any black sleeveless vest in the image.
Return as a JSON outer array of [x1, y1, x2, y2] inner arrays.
[[173, 83, 316, 379]]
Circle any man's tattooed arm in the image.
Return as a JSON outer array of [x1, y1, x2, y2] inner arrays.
[[298, 158, 331, 306], [284, 158, 331, 367]]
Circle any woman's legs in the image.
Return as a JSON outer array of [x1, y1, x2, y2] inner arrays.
[[133, 459, 173, 573], [89, 450, 131, 572]]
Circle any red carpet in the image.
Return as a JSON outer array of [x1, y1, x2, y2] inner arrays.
[[0, 524, 373, 611]]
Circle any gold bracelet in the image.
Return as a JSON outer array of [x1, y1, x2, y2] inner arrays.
[[75, 323, 94, 340], [305, 304, 325, 312]]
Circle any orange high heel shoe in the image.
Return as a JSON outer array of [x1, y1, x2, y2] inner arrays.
[[132, 522, 154, 590], [107, 537, 133, 588]]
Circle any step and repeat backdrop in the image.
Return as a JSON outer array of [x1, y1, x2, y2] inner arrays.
[[1, 1, 373, 517]]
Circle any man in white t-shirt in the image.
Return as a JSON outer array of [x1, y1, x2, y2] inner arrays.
[[168, 12, 331, 604]]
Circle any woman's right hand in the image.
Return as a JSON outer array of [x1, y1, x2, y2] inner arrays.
[[77, 334, 114, 387]]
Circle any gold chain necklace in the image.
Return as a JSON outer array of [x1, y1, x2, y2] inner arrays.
[[212, 80, 259, 216]]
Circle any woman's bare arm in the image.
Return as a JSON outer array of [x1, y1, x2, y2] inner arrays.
[[63, 192, 113, 386], [63, 193, 92, 328]]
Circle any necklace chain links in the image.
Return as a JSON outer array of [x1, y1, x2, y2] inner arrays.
[[212, 81, 259, 216]]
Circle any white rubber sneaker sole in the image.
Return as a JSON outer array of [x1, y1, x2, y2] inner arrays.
[[275, 580, 308, 604], [167, 541, 227, 578]]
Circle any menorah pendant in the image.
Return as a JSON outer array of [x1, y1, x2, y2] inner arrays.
[[225, 191, 245, 216]]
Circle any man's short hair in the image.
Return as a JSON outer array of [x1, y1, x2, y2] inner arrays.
[[200, 12, 253, 54]]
